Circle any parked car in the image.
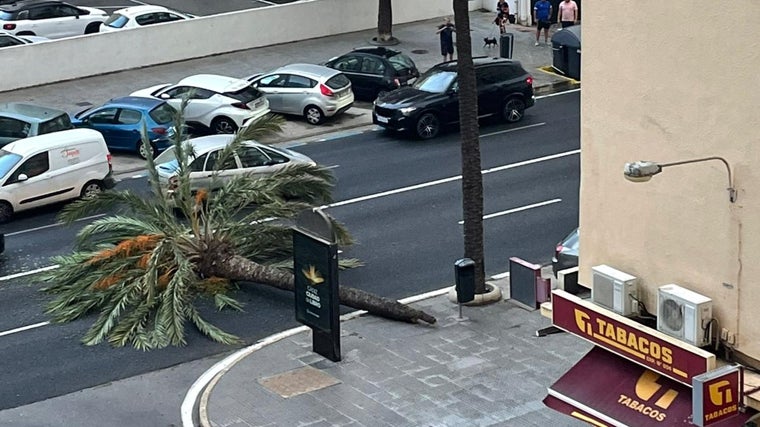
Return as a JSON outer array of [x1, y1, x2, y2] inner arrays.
[[324, 46, 419, 101], [130, 74, 270, 134], [552, 227, 579, 277], [0, 128, 116, 222], [0, 102, 73, 147], [100, 5, 194, 33], [0, 29, 47, 47], [247, 64, 354, 125], [372, 57, 535, 139], [71, 96, 178, 159], [0, 0, 106, 39], [154, 134, 315, 196]]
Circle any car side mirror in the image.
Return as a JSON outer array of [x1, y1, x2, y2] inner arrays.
[[17, 174, 28, 182]]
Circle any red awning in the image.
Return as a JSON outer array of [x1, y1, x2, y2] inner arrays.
[[544, 347, 756, 426]]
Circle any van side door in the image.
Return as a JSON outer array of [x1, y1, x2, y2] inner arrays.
[[4, 151, 70, 210]]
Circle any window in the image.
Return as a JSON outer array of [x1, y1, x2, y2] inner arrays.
[[238, 146, 270, 168], [204, 150, 237, 171], [28, 6, 55, 20], [325, 74, 350, 90], [476, 66, 505, 86], [189, 152, 207, 172], [13, 152, 49, 182], [0, 35, 23, 48], [88, 108, 118, 124], [285, 75, 314, 89], [135, 13, 158, 26], [258, 74, 287, 88], [224, 85, 262, 104], [149, 103, 176, 124], [360, 57, 386, 75], [117, 109, 142, 125], [163, 86, 192, 99], [332, 56, 361, 72], [388, 53, 416, 72], [104, 13, 128, 28], [0, 117, 30, 139], [55, 5, 80, 17], [0, 150, 22, 182], [413, 69, 457, 94], [37, 113, 73, 135], [159, 12, 184, 23], [260, 147, 289, 164]]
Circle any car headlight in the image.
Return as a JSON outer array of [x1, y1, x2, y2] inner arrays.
[[399, 106, 417, 116]]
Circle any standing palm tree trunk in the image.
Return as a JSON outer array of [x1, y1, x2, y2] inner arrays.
[[452, 0, 486, 293], [373, 0, 399, 45]]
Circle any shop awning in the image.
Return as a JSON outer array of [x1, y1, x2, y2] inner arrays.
[[544, 347, 756, 426]]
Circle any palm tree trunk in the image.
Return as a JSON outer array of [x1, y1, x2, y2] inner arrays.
[[453, 0, 487, 294], [207, 254, 436, 325], [374, 0, 396, 44]]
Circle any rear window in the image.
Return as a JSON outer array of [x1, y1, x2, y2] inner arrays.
[[325, 74, 350, 90], [37, 113, 73, 135], [0, 12, 14, 21], [388, 53, 415, 72], [149, 102, 176, 124], [224, 85, 263, 104], [104, 14, 129, 28], [0, 117, 30, 139]]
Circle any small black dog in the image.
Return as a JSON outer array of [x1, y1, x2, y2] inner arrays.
[[483, 37, 498, 48]]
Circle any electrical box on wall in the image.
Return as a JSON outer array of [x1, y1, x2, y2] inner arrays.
[[657, 284, 712, 347], [591, 265, 639, 317]]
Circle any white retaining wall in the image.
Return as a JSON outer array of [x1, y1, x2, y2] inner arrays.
[[2, 0, 485, 93]]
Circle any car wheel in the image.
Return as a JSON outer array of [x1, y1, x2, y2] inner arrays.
[[0, 202, 13, 223], [502, 97, 526, 123], [415, 112, 440, 139], [211, 116, 238, 134], [85, 22, 101, 34], [137, 140, 157, 160], [80, 181, 104, 199], [304, 105, 325, 125]]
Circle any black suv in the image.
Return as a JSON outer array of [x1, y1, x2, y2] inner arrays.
[[324, 47, 419, 101], [372, 57, 535, 139]]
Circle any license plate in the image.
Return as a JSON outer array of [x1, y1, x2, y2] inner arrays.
[[376, 115, 389, 124]]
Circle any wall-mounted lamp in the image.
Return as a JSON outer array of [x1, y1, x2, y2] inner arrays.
[[623, 156, 737, 203]]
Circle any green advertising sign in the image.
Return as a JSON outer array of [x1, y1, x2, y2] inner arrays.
[[293, 230, 338, 333]]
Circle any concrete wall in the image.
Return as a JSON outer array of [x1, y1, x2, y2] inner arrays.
[[579, 1, 760, 360], [1, 0, 483, 93]]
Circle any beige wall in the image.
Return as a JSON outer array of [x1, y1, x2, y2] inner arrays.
[[579, 1, 760, 360]]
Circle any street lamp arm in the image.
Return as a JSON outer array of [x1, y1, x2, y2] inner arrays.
[[659, 156, 735, 203]]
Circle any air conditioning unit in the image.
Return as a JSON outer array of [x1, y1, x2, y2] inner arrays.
[[591, 265, 639, 316], [657, 284, 712, 347]]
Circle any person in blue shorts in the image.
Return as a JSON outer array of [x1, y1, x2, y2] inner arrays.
[[534, 0, 553, 46]]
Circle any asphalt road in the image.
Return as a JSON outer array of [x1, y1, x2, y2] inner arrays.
[[0, 91, 580, 410], [66, 0, 302, 16]]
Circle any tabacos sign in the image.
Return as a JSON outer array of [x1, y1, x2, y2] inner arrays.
[[552, 290, 716, 385], [692, 365, 742, 426]]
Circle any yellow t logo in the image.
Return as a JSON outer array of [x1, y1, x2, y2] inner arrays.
[[709, 381, 733, 405], [635, 370, 678, 409]]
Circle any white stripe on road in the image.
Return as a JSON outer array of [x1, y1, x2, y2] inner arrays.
[[457, 198, 562, 224], [0, 321, 50, 338], [5, 214, 106, 237], [321, 149, 580, 210], [480, 122, 546, 138], [0, 264, 60, 282], [536, 88, 581, 99]]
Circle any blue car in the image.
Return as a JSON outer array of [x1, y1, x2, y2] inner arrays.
[[72, 96, 177, 159]]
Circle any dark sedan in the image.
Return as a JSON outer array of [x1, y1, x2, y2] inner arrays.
[[552, 227, 579, 277], [72, 96, 177, 159], [325, 47, 419, 101]]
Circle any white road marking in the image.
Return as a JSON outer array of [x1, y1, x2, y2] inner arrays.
[[0, 321, 50, 338], [5, 214, 106, 236], [480, 122, 546, 138], [457, 198, 562, 224], [536, 88, 581, 99], [322, 149, 580, 210], [0, 264, 60, 282]]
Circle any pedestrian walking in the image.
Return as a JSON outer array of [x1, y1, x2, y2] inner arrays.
[[534, 0, 553, 46], [436, 17, 455, 62], [494, 1, 510, 34], [558, 0, 578, 28]]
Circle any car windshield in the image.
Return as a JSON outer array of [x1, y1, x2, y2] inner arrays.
[[104, 14, 129, 28], [412, 69, 456, 94], [149, 102, 176, 124], [0, 149, 21, 179], [0, 12, 13, 21], [388, 53, 415, 72], [224, 85, 262, 104], [0, 116, 30, 139], [155, 146, 179, 172]]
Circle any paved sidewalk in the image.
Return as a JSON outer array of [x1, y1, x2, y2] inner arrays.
[[201, 279, 593, 427]]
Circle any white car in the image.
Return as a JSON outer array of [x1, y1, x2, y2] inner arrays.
[[0, 1, 106, 39], [100, 5, 193, 33], [131, 74, 270, 134], [0, 30, 47, 47], [154, 134, 315, 195]]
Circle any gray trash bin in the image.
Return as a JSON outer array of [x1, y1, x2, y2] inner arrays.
[[499, 33, 514, 59], [551, 25, 581, 80]]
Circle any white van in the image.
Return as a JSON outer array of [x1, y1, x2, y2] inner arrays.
[[0, 129, 116, 222]]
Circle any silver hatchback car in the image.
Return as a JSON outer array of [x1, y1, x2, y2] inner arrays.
[[247, 64, 354, 125]]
